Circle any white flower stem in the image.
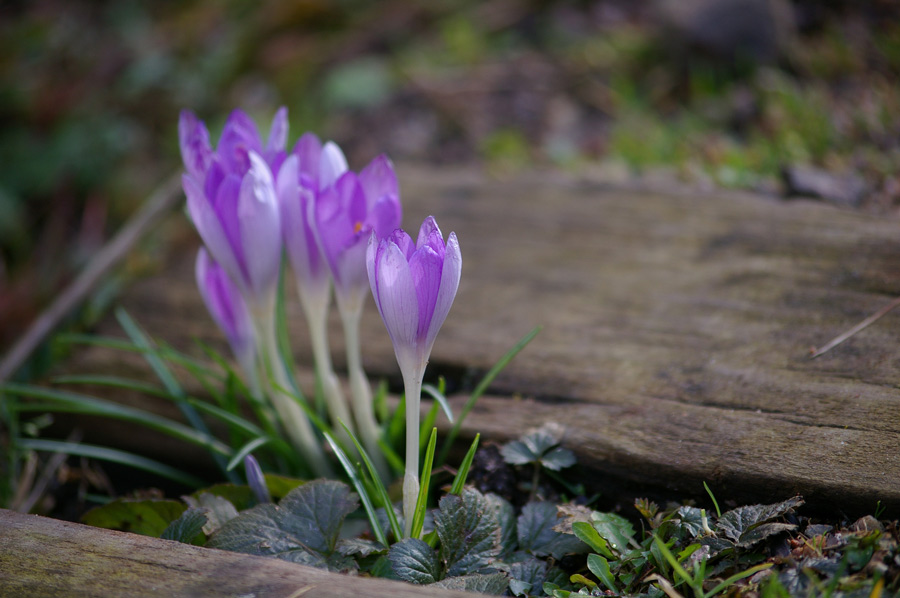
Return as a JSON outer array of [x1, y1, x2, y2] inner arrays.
[[252, 298, 331, 478], [337, 295, 389, 481], [239, 350, 279, 434], [401, 364, 423, 539], [299, 284, 355, 446]]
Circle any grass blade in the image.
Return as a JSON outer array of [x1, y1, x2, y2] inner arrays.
[[52, 375, 169, 398], [116, 308, 238, 483], [342, 422, 403, 542], [410, 427, 437, 540], [4, 383, 232, 457], [449, 434, 480, 495], [377, 438, 404, 474], [703, 481, 721, 518], [324, 431, 388, 547], [438, 326, 539, 465], [226, 437, 271, 471], [386, 394, 406, 449], [419, 401, 440, 451], [49, 375, 284, 455], [422, 379, 453, 423], [653, 535, 696, 588], [55, 334, 225, 381], [705, 563, 773, 597], [17, 438, 204, 488]]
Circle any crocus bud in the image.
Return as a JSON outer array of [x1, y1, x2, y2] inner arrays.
[[244, 454, 271, 504], [195, 247, 256, 369], [366, 216, 461, 381]]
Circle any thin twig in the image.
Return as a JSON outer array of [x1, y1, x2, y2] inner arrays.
[[810, 295, 900, 359], [0, 173, 182, 381]]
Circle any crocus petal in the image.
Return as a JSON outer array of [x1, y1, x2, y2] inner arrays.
[[184, 174, 246, 294], [409, 245, 442, 342], [218, 109, 263, 173], [293, 132, 323, 186], [179, 110, 213, 182], [424, 231, 461, 354], [266, 106, 289, 155], [213, 173, 248, 284], [374, 240, 419, 352], [319, 141, 348, 190], [416, 215, 445, 258], [203, 159, 225, 205], [336, 235, 370, 292], [368, 193, 402, 240], [278, 154, 326, 289], [238, 152, 282, 300], [316, 172, 367, 288], [366, 232, 381, 315], [195, 247, 254, 362], [359, 154, 399, 210], [389, 228, 416, 260]]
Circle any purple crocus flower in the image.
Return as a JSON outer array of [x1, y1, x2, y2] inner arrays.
[[366, 216, 461, 536], [276, 133, 349, 296], [180, 108, 289, 306], [367, 216, 461, 382], [195, 247, 255, 374], [277, 133, 357, 442], [314, 155, 402, 305]]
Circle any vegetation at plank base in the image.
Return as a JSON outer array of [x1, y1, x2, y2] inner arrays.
[[75, 423, 900, 597]]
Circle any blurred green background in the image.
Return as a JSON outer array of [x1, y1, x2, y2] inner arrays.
[[1, 0, 899, 353]]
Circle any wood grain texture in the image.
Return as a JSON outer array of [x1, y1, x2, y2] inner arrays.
[[58, 166, 900, 512], [0, 509, 482, 598]]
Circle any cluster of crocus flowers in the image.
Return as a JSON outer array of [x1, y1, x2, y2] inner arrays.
[[180, 107, 461, 536], [180, 108, 329, 477]]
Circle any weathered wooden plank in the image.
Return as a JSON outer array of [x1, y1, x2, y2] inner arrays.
[[58, 167, 900, 513], [0, 508, 481, 598]]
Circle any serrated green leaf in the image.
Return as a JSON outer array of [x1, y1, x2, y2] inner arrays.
[[82, 499, 186, 537], [508, 556, 549, 596], [736, 522, 797, 548], [183, 492, 238, 535], [336, 538, 387, 558], [500, 440, 538, 466], [509, 578, 532, 596], [673, 505, 706, 537], [524, 423, 565, 455], [590, 512, 635, 555], [435, 488, 502, 577], [484, 493, 517, 557], [161, 507, 208, 544], [539, 447, 576, 471], [389, 538, 442, 584], [716, 496, 804, 544], [518, 502, 587, 559], [433, 573, 509, 594], [208, 480, 358, 572]]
